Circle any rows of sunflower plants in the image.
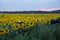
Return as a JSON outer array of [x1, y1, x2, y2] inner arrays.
[[0, 14, 60, 34], [0, 22, 60, 40], [0, 14, 60, 40]]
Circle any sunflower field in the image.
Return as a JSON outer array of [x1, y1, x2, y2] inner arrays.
[[0, 14, 60, 40]]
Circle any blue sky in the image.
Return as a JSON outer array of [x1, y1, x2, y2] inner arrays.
[[0, 0, 60, 11]]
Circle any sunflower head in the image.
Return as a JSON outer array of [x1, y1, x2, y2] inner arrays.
[[4, 28, 9, 34], [0, 30, 5, 34]]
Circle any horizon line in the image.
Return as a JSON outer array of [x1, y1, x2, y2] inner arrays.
[[0, 8, 60, 11]]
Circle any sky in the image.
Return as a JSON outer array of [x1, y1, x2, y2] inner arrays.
[[0, 0, 60, 11]]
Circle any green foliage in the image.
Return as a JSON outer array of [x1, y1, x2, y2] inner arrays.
[[0, 23, 60, 40]]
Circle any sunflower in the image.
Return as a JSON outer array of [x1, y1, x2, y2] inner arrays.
[[19, 23, 25, 28], [24, 20, 35, 26], [4, 28, 9, 34], [23, 19, 29, 24], [2, 21, 8, 26], [0, 30, 5, 34], [14, 24, 20, 30], [0, 21, 3, 26], [2, 18, 8, 25], [29, 21, 35, 26], [9, 20, 15, 25], [14, 23, 24, 30], [35, 18, 41, 23]]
